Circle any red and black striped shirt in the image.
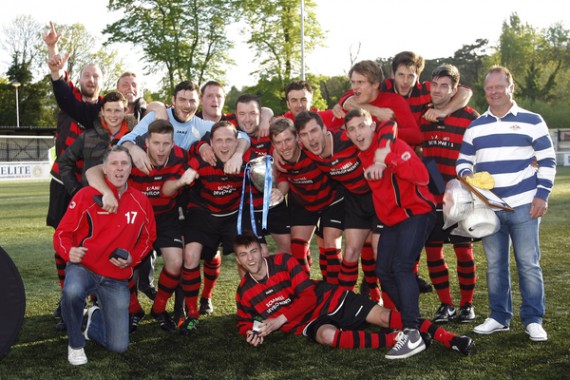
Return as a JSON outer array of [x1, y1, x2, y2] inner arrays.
[[304, 130, 370, 195], [278, 149, 340, 212], [186, 153, 250, 215], [129, 145, 189, 215], [236, 253, 347, 336], [382, 78, 432, 129], [421, 106, 479, 203]]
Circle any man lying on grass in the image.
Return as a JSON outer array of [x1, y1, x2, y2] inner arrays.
[[234, 231, 475, 359]]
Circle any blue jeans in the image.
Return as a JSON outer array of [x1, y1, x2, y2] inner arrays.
[[482, 203, 545, 327], [376, 211, 436, 329], [61, 263, 130, 352]]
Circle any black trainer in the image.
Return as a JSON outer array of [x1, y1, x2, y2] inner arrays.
[[458, 303, 476, 323], [199, 297, 214, 315], [151, 310, 177, 332], [416, 276, 433, 293], [420, 332, 432, 350], [55, 319, 67, 331], [129, 309, 145, 333], [53, 300, 62, 319], [433, 303, 457, 323], [179, 317, 199, 336], [450, 335, 476, 356]]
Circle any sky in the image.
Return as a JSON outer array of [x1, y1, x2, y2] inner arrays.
[[1, 0, 568, 92]]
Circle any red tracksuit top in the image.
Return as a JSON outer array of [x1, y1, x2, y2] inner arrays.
[[53, 181, 156, 280], [359, 123, 435, 226]]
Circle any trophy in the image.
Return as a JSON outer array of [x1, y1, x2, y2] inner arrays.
[[237, 155, 279, 237], [247, 155, 281, 207], [248, 156, 273, 192]]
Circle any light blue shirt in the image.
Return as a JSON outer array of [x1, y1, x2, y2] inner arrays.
[[119, 108, 250, 150]]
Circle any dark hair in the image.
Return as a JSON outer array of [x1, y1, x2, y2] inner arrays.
[[210, 120, 238, 139], [200, 80, 225, 96], [233, 231, 261, 253], [102, 144, 132, 164], [344, 108, 373, 126], [174, 80, 200, 97], [391, 51, 425, 76], [285, 80, 313, 99], [431, 64, 461, 88], [348, 60, 384, 84], [294, 111, 324, 132], [270, 117, 296, 139], [147, 119, 175, 138], [101, 91, 127, 109], [235, 94, 261, 111]]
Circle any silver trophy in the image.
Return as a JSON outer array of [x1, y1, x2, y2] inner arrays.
[[248, 156, 272, 192], [247, 155, 281, 207]]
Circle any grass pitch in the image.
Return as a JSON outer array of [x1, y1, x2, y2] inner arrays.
[[0, 168, 569, 379]]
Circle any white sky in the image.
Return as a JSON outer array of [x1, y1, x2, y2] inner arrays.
[[1, 0, 568, 91]]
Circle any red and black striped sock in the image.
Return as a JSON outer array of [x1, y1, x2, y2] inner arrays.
[[339, 259, 359, 290], [318, 246, 327, 281], [425, 242, 452, 305], [291, 238, 310, 274], [381, 288, 396, 310], [128, 276, 143, 314], [324, 248, 342, 285], [54, 253, 66, 288], [332, 329, 397, 349], [388, 310, 403, 330], [419, 318, 455, 348], [152, 268, 179, 314], [201, 256, 221, 299], [360, 242, 381, 302], [454, 243, 476, 306], [181, 265, 201, 318]]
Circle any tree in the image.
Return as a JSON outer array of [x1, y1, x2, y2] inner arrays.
[[104, 0, 237, 95], [34, 22, 126, 92], [240, 0, 324, 90], [318, 75, 349, 109], [451, 38, 489, 87], [1, 15, 42, 84], [496, 13, 562, 103]]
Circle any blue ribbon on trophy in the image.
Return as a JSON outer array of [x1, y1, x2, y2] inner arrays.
[[237, 155, 274, 237]]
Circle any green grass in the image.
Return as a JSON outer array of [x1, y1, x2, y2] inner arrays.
[[1, 169, 570, 379]]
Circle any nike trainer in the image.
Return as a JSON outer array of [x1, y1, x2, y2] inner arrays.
[[385, 329, 426, 360]]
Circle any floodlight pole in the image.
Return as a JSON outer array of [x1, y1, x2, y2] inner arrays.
[[300, 0, 305, 80], [12, 81, 21, 128]]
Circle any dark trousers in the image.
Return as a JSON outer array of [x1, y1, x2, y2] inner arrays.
[[376, 211, 436, 329]]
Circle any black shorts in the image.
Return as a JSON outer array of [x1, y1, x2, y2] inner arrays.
[[289, 196, 345, 231], [343, 191, 383, 233], [183, 208, 239, 258], [303, 290, 376, 341], [241, 201, 291, 236], [46, 179, 72, 229], [426, 208, 479, 244], [154, 211, 184, 250]]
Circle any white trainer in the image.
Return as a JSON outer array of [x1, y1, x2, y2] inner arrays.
[[473, 318, 509, 335], [526, 323, 548, 342], [67, 346, 88, 366]]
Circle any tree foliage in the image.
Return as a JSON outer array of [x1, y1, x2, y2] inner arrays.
[[1, 15, 40, 84], [240, 0, 324, 90], [104, 0, 237, 95], [33, 22, 126, 91], [494, 13, 568, 104]]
